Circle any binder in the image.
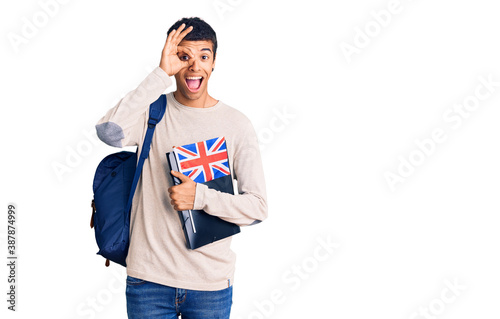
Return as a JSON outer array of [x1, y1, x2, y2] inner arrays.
[[166, 137, 240, 249]]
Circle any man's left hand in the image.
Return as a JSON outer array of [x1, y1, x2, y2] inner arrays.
[[168, 170, 196, 211]]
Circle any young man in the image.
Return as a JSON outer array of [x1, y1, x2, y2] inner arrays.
[[96, 17, 267, 318]]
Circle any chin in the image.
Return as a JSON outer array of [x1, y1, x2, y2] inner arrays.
[[180, 87, 204, 100]]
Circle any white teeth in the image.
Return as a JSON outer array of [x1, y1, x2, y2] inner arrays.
[[186, 76, 202, 80]]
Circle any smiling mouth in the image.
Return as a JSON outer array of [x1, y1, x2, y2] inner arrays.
[[185, 76, 203, 92]]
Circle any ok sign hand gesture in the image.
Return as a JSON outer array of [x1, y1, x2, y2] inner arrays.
[[159, 23, 194, 77]]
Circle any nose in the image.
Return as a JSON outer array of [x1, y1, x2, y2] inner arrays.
[[189, 59, 201, 72]]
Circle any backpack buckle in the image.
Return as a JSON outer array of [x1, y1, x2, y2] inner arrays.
[[148, 118, 158, 129], [90, 199, 96, 229]]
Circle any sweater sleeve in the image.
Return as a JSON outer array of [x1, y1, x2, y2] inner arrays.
[[193, 123, 268, 226], [96, 67, 173, 147]]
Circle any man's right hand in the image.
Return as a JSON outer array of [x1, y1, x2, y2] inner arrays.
[[159, 23, 194, 77]]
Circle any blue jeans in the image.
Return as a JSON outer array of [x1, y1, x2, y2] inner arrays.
[[126, 276, 232, 319]]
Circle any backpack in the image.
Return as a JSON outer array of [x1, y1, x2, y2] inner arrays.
[[90, 94, 166, 267]]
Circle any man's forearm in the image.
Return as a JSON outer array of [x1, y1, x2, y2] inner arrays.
[[193, 146, 268, 226], [194, 184, 268, 226], [95, 67, 172, 147]]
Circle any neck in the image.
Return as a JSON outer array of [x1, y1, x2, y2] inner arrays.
[[173, 91, 218, 109]]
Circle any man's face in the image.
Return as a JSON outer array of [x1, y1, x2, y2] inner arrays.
[[174, 40, 216, 101]]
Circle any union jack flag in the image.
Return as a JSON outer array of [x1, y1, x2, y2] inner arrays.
[[173, 136, 230, 183]]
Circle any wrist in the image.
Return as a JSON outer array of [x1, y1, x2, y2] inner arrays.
[[159, 64, 172, 77]]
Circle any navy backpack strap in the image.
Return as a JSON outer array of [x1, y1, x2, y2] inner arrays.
[[124, 94, 167, 214]]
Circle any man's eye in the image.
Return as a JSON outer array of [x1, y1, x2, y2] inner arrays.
[[180, 55, 189, 61], [202, 56, 209, 60]]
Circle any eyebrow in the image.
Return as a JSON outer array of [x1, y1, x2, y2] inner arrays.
[[201, 48, 212, 53]]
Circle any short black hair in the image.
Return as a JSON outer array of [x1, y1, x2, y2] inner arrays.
[[167, 17, 217, 55]]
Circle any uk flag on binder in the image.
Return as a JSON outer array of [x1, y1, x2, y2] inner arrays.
[[167, 137, 239, 250], [173, 137, 230, 183]]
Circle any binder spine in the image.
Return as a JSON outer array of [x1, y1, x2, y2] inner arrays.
[[166, 152, 197, 241]]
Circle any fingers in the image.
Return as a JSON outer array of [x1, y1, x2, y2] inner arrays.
[[171, 24, 193, 46], [169, 196, 189, 211], [171, 170, 180, 178], [170, 23, 185, 44], [168, 172, 192, 197], [171, 170, 181, 178], [177, 46, 195, 59], [164, 26, 178, 50], [170, 200, 192, 211], [171, 170, 191, 182], [163, 24, 194, 58], [178, 25, 193, 43], [166, 26, 176, 45], [168, 171, 195, 211]]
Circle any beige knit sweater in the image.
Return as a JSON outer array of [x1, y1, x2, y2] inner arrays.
[[96, 67, 267, 290]]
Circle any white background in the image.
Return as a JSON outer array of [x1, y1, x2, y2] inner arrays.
[[1, 0, 500, 318]]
